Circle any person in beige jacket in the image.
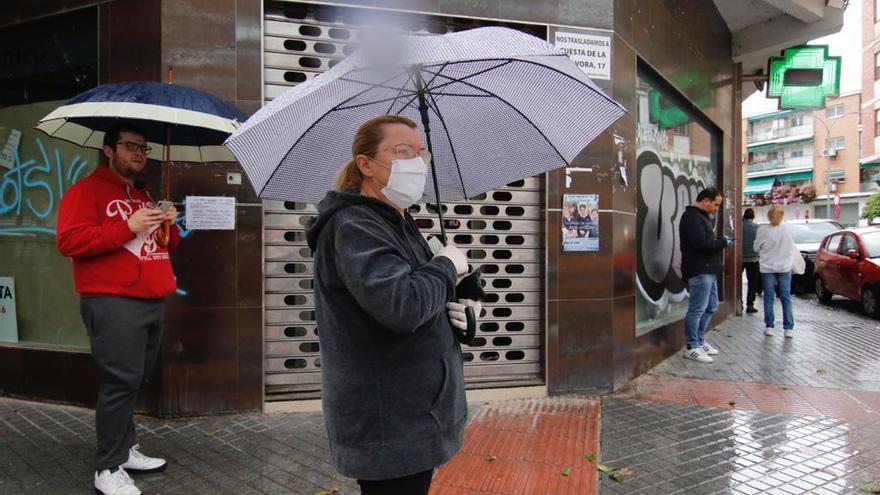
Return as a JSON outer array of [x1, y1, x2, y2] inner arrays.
[[754, 205, 797, 338]]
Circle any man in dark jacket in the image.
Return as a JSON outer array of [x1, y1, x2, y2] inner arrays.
[[742, 208, 761, 313], [679, 187, 733, 363]]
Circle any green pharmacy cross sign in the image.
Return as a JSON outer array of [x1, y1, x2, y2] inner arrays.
[[767, 45, 841, 109]]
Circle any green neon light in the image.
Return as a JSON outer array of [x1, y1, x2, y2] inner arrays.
[[767, 45, 841, 110]]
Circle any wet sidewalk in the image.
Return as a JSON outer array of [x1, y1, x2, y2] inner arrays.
[[3, 294, 880, 494]]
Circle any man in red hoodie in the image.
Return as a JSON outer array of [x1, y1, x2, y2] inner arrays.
[[57, 122, 180, 495]]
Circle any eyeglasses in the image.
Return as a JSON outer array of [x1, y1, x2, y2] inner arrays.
[[378, 144, 431, 162], [116, 141, 152, 154]]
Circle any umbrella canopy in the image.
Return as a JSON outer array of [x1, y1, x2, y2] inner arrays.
[[36, 81, 245, 163], [225, 26, 625, 205]]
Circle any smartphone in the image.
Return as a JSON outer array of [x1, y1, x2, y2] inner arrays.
[[156, 200, 173, 212]]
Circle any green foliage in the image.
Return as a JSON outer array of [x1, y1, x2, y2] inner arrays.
[[861, 192, 880, 220]]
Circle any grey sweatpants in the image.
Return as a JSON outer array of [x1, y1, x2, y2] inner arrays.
[[80, 296, 164, 472]]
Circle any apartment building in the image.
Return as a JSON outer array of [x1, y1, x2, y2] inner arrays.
[[862, 0, 880, 196], [743, 92, 862, 225]]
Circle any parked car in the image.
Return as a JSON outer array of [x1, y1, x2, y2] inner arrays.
[[758, 219, 843, 292], [814, 226, 880, 317]]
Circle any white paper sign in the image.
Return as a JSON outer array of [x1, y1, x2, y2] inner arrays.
[[0, 129, 21, 170], [185, 196, 236, 230], [0, 276, 18, 343], [554, 31, 611, 80]]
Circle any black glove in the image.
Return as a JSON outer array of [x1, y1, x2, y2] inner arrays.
[[451, 266, 486, 344]]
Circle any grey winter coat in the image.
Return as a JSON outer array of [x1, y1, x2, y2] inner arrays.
[[305, 191, 467, 481], [742, 219, 759, 262]]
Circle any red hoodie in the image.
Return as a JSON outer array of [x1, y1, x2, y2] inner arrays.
[[56, 166, 180, 298]]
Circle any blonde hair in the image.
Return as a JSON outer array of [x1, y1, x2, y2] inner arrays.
[[767, 205, 785, 226], [333, 115, 418, 192]]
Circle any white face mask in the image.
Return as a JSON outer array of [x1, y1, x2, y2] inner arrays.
[[374, 156, 427, 209]]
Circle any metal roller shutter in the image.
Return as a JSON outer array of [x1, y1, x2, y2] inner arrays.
[[263, 1, 546, 401]]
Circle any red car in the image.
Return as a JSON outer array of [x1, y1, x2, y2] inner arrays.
[[814, 226, 880, 317]]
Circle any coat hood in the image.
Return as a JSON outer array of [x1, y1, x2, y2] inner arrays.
[[306, 190, 403, 250]]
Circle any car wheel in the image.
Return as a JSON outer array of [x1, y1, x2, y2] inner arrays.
[[863, 286, 880, 318], [815, 276, 833, 303]]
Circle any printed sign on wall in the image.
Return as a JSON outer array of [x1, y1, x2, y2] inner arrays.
[[0, 276, 18, 342], [553, 31, 611, 80], [185, 196, 236, 230]]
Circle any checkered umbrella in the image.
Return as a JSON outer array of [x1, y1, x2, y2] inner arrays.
[[225, 26, 625, 240]]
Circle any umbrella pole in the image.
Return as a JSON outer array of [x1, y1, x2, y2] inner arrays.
[[160, 66, 174, 247], [413, 68, 447, 245]]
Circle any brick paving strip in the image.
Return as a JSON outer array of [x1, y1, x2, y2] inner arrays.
[[431, 397, 600, 495], [616, 374, 880, 422]]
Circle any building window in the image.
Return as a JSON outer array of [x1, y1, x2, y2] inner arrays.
[[826, 104, 845, 119], [672, 123, 688, 136], [876, 52, 880, 80], [790, 115, 804, 127], [826, 137, 845, 150], [875, 108, 880, 137], [791, 149, 804, 158], [0, 8, 98, 347], [636, 63, 720, 335]]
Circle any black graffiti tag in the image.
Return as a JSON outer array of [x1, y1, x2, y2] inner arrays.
[[636, 150, 705, 304]]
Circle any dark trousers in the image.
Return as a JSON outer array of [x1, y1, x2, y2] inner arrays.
[[742, 261, 761, 308], [357, 469, 434, 495], [80, 296, 164, 472]]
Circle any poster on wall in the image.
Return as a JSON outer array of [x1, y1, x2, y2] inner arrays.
[[635, 73, 718, 335], [562, 194, 599, 252], [0, 276, 18, 343]]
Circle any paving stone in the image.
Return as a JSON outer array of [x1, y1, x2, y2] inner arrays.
[[652, 295, 880, 391], [599, 398, 880, 495]]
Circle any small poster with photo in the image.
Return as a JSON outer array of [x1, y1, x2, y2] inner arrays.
[[562, 194, 599, 252]]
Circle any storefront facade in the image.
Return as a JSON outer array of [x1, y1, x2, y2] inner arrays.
[[0, 0, 840, 416]]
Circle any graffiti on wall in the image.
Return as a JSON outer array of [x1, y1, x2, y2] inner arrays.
[[0, 136, 91, 235], [636, 122, 716, 329]]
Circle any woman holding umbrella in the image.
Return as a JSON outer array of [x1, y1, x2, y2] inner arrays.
[[305, 115, 472, 494]]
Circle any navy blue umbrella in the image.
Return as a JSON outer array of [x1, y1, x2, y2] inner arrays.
[[36, 77, 246, 247], [36, 80, 245, 163]]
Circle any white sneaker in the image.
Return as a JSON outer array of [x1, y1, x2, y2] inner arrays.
[[95, 467, 140, 495], [683, 347, 714, 363], [764, 327, 773, 336], [784, 329, 794, 338], [121, 444, 167, 473], [701, 342, 719, 355]]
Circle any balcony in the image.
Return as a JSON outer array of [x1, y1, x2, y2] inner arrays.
[[861, 181, 879, 193], [746, 155, 812, 174], [747, 124, 813, 144]]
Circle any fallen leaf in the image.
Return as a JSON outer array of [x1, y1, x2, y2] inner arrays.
[[314, 488, 339, 495], [728, 401, 736, 406], [861, 486, 880, 494], [562, 467, 572, 476], [597, 464, 617, 473], [618, 468, 634, 476], [585, 453, 597, 462], [609, 473, 625, 483], [779, 386, 790, 391], [485, 455, 497, 463], [817, 369, 828, 375], [203, 431, 218, 437]]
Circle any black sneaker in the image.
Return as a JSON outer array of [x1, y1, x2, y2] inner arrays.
[[746, 306, 758, 314]]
